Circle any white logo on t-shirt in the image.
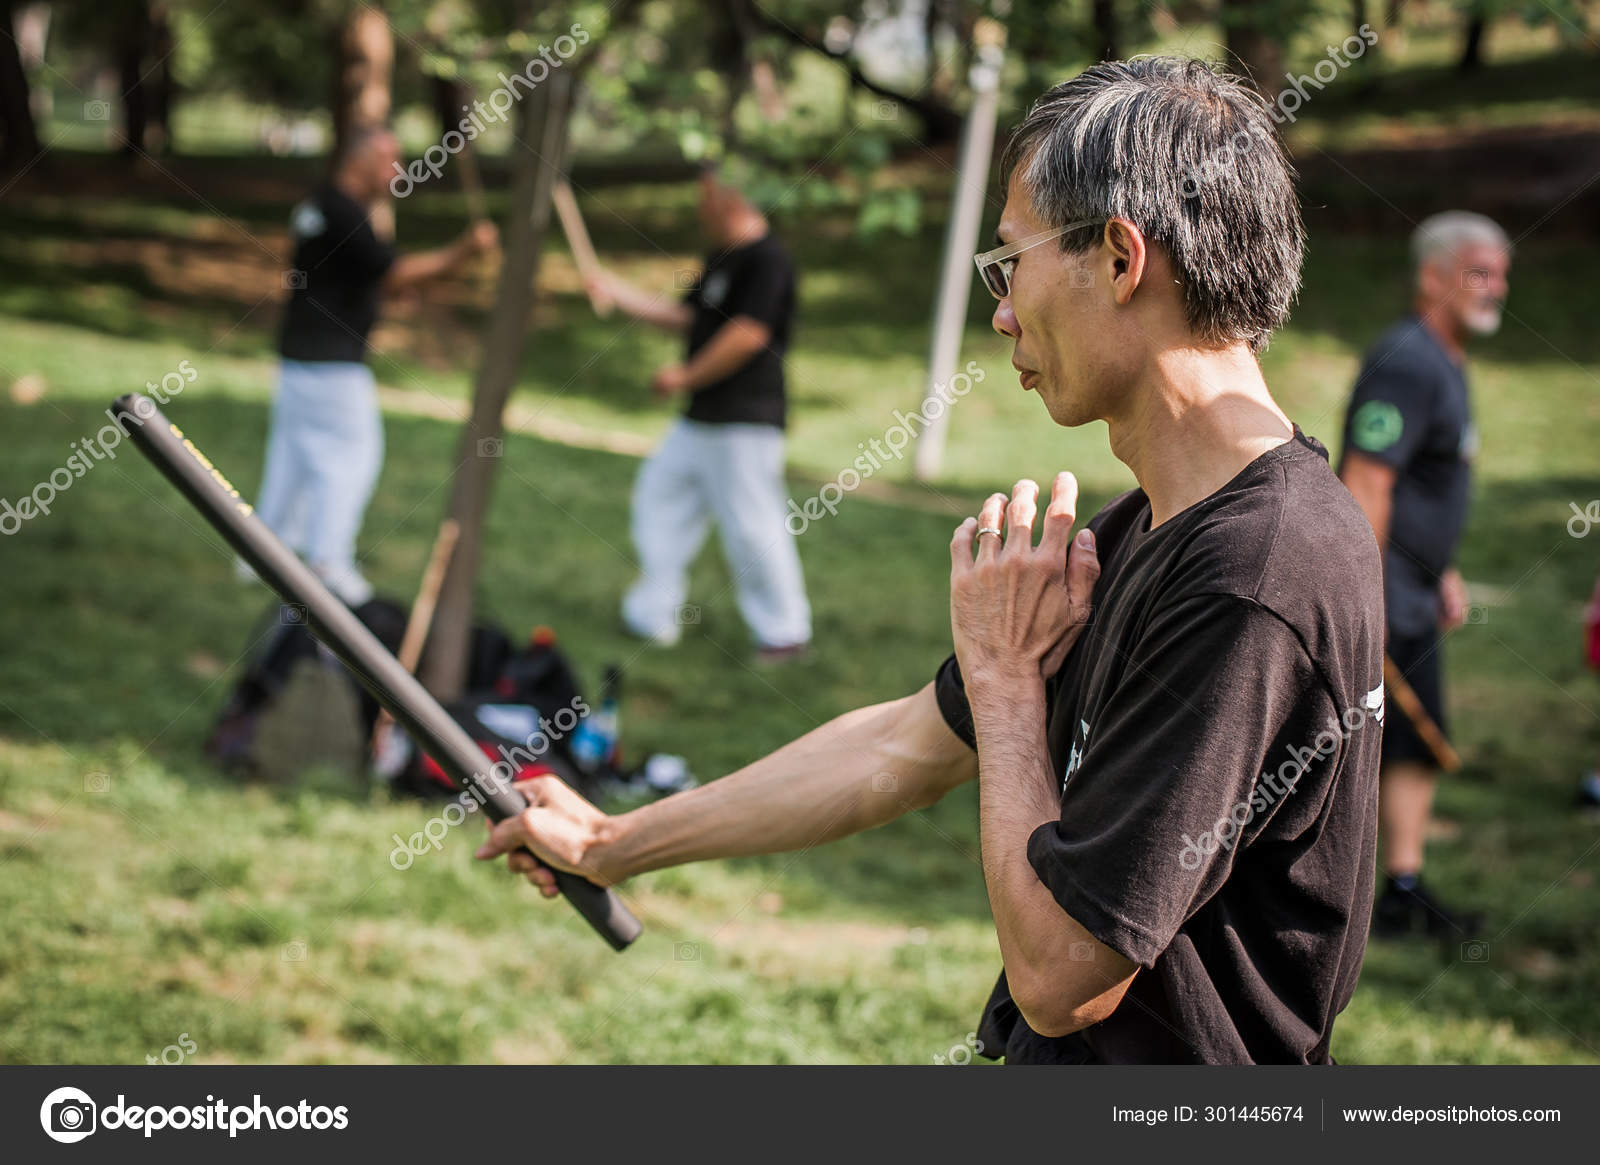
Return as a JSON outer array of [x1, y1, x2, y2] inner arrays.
[[701, 269, 730, 308], [1365, 682, 1385, 725], [290, 201, 326, 241], [1063, 719, 1091, 792]]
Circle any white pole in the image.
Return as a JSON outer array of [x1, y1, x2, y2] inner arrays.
[[912, 25, 1005, 482]]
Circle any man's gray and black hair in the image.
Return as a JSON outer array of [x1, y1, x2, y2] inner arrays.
[[1001, 57, 1304, 354]]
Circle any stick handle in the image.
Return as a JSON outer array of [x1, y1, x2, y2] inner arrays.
[[551, 180, 614, 317], [111, 394, 641, 951], [1383, 655, 1461, 772]]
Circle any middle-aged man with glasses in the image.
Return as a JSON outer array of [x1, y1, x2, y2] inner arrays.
[[477, 57, 1386, 1064]]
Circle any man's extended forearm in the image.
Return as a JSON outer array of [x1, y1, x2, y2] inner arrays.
[[608, 278, 693, 331], [968, 680, 1069, 976], [967, 673, 1129, 1035], [386, 241, 470, 290], [676, 318, 769, 390], [594, 684, 974, 881]]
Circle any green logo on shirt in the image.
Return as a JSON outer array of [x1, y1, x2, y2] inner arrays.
[[1352, 400, 1403, 452]]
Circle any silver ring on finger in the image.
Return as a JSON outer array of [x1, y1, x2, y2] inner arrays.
[[976, 526, 1003, 539]]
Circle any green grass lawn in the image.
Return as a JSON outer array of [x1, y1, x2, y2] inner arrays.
[[3, 116, 1599, 1062]]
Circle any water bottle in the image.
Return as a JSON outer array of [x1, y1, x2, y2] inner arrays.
[[571, 665, 621, 772]]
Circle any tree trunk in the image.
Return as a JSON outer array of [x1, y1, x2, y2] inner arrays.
[[331, 4, 393, 235], [1385, 0, 1405, 28], [1458, 11, 1487, 71], [117, 0, 150, 156], [331, 3, 393, 155], [0, 0, 40, 166], [1091, 0, 1119, 61], [718, 0, 753, 145], [1223, 0, 1284, 98], [15, 1, 49, 120], [420, 71, 574, 701], [430, 72, 465, 140], [148, 1, 174, 152]]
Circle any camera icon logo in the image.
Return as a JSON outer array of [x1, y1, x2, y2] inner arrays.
[[1460, 269, 1489, 291], [84, 771, 111, 794], [870, 771, 898, 793], [40, 1086, 97, 1143], [281, 939, 308, 962], [1460, 940, 1489, 963], [280, 603, 307, 626], [674, 268, 699, 291], [1465, 604, 1488, 625], [871, 99, 898, 121], [282, 269, 307, 291], [83, 100, 110, 122], [674, 941, 701, 961], [477, 437, 504, 458], [1069, 266, 1094, 289], [675, 604, 701, 626]]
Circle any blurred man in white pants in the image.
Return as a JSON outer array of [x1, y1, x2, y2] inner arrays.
[[588, 167, 811, 662], [245, 125, 496, 604]]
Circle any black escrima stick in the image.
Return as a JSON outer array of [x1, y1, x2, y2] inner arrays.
[[110, 393, 642, 951]]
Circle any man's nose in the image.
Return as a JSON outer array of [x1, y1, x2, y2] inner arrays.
[[992, 298, 1020, 339]]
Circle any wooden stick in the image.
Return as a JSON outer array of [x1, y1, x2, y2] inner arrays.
[[550, 179, 614, 317], [1382, 654, 1461, 772], [456, 144, 489, 223], [371, 518, 460, 759]]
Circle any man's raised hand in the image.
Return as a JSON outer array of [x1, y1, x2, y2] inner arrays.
[[949, 472, 1101, 685]]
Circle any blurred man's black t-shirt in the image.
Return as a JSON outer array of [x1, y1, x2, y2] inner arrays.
[[934, 430, 1385, 1064], [681, 234, 795, 429], [278, 184, 395, 364], [1337, 316, 1475, 637]]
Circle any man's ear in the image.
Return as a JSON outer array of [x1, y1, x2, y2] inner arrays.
[[1103, 218, 1147, 307], [1417, 257, 1451, 307]]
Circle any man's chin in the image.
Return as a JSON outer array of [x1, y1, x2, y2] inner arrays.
[[1037, 391, 1093, 429], [1463, 309, 1502, 337]]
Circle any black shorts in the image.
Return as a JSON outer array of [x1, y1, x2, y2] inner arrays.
[[1383, 629, 1448, 769]]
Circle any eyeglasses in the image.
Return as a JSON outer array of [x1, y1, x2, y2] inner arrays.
[[973, 220, 1102, 300]]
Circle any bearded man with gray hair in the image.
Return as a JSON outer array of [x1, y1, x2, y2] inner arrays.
[[1339, 211, 1511, 941]]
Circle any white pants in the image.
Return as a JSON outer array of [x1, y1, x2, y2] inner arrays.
[[251, 360, 382, 604], [623, 420, 811, 648]]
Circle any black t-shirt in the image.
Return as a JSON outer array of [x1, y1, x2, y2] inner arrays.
[[681, 234, 795, 429], [934, 430, 1384, 1064], [1337, 316, 1475, 637], [278, 184, 396, 363]]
